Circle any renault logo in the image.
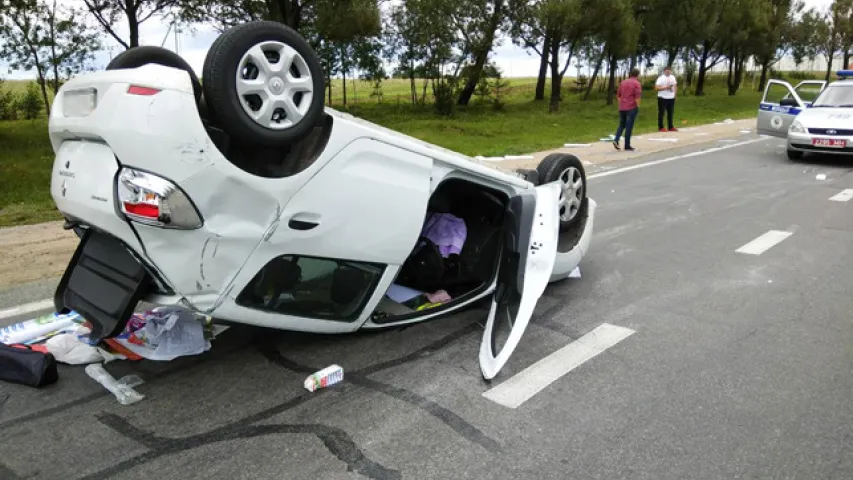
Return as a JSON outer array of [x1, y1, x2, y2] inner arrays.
[[827, 129, 837, 134]]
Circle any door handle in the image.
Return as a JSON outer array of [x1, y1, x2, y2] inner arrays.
[[288, 219, 319, 230]]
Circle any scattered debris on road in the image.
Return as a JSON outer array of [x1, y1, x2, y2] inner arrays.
[[0, 305, 230, 396], [0, 310, 83, 345], [85, 363, 145, 405], [305, 364, 345, 392]]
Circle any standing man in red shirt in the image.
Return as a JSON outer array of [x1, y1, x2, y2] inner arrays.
[[613, 68, 642, 152]]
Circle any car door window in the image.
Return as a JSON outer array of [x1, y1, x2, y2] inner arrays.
[[236, 255, 386, 322], [765, 81, 802, 106]]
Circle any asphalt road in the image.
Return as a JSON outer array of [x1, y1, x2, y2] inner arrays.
[[2, 134, 853, 480]]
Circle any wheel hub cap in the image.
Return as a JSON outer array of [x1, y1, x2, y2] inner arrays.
[[558, 167, 584, 223], [235, 40, 315, 130], [269, 77, 285, 95]]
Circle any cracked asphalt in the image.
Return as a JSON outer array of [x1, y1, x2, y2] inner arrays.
[[1, 134, 853, 480]]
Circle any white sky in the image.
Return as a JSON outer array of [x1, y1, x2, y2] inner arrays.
[[0, 0, 837, 80]]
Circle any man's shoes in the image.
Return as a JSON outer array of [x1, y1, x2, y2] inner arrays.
[[668, 127, 678, 132], [625, 146, 636, 152], [659, 128, 667, 132], [612, 140, 620, 150]]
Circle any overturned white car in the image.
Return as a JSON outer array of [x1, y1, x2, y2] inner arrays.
[[47, 21, 596, 380]]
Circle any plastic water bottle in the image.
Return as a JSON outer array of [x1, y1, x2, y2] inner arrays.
[[304, 364, 344, 392]]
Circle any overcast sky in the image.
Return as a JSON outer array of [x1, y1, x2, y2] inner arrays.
[[0, 0, 837, 80]]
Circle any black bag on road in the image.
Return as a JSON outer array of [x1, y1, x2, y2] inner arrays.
[[0, 343, 59, 388]]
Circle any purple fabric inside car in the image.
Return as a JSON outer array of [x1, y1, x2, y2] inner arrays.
[[421, 213, 467, 257]]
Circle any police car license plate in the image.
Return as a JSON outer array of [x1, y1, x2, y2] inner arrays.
[[812, 138, 847, 148]]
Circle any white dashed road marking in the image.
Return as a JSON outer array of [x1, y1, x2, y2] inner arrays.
[[736, 230, 793, 255], [0, 299, 55, 321], [829, 189, 853, 202], [482, 323, 636, 409]]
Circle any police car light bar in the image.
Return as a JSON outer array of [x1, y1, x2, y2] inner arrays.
[[837, 70, 853, 79]]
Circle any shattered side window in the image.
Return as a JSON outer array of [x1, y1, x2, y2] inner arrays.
[[236, 255, 386, 322]]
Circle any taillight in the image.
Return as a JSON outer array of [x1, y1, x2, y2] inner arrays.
[[127, 85, 161, 96], [116, 168, 202, 229]]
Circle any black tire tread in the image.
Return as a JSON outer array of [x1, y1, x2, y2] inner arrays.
[[536, 153, 588, 233], [786, 148, 803, 160], [106, 45, 202, 103], [202, 21, 325, 147]]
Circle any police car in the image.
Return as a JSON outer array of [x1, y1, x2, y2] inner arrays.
[[757, 70, 853, 160]]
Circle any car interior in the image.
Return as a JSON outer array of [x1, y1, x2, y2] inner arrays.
[[370, 178, 511, 324]]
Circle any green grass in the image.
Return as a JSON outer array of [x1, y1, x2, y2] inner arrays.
[[0, 72, 823, 227], [0, 119, 61, 226]]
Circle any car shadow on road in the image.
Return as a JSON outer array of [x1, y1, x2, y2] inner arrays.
[[794, 152, 853, 169]]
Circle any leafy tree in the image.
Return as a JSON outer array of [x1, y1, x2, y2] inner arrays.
[[510, 0, 550, 100], [0, 0, 101, 115], [718, 0, 768, 95], [597, 0, 640, 106], [0, 79, 19, 120], [446, 0, 518, 106], [752, 0, 804, 91], [814, 3, 844, 81], [789, 7, 823, 66], [833, 0, 853, 69], [180, 0, 380, 38], [19, 80, 43, 119], [81, 0, 181, 49]]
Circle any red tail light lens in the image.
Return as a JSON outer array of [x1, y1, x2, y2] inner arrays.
[[116, 168, 202, 229], [127, 85, 161, 96]]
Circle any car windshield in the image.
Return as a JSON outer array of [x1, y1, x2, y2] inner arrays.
[[811, 85, 853, 107]]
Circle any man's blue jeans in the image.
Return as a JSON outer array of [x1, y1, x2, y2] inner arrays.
[[615, 107, 639, 148]]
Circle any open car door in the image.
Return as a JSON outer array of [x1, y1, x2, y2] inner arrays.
[[793, 80, 828, 106], [757, 80, 805, 138], [479, 181, 560, 380]]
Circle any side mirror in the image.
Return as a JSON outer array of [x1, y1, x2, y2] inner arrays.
[[779, 97, 800, 107]]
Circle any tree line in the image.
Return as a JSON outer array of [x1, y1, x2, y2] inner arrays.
[[1, 0, 852, 117]]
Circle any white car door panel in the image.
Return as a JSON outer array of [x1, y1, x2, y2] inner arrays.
[[479, 182, 560, 380], [271, 138, 434, 265], [212, 138, 434, 332], [757, 80, 805, 138]]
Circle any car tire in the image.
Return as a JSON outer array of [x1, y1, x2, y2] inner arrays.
[[786, 148, 804, 160], [202, 21, 325, 148], [537, 153, 588, 233], [106, 45, 203, 104]]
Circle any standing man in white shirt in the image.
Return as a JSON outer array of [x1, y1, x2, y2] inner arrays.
[[655, 66, 677, 132]]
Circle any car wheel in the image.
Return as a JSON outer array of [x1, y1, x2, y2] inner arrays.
[[106, 45, 203, 104], [202, 21, 325, 148], [787, 148, 804, 160], [537, 153, 588, 232]]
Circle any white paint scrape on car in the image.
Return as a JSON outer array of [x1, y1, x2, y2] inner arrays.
[[46, 21, 597, 381]]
